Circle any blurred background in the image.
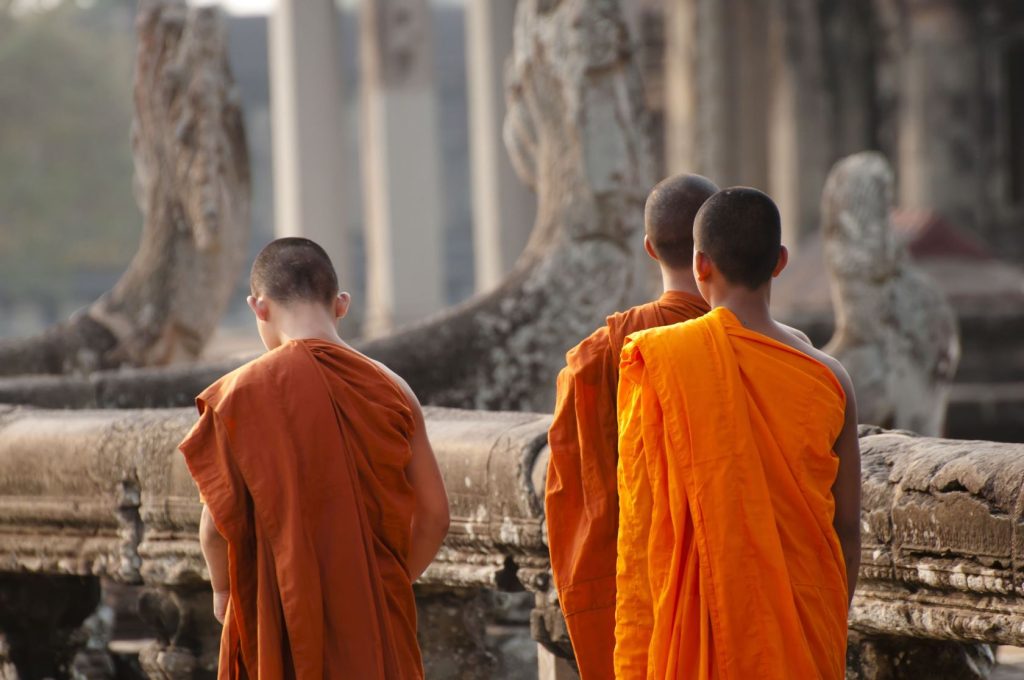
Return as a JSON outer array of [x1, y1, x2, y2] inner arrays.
[[4, 0, 1024, 442], [2, 0, 1022, 344]]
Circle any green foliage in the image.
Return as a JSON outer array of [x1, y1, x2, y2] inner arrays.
[[0, 0, 138, 301]]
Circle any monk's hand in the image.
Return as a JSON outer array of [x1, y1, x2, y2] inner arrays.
[[213, 590, 229, 624]]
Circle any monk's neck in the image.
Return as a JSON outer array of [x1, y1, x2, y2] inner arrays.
[[278, 326, 345, 346], [272, 310, 346, 347], [709, 287, 774, 333], [659, 267, 702, 298]]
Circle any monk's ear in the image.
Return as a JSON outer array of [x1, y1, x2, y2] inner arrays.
[[694, 250, 713, 282], [334, 292, 351, 320], [247, 295, 270, 322], [643, 235, 660, 263], [772, 245, 789, 278]]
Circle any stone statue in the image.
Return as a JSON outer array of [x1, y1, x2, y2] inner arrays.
[[0, 0, 654, 414], [822, 152, 960, 436], [0, 0, 250, 378]]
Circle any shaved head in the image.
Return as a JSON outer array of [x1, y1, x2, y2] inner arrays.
[[250, 237, 339, 306], [694, 187, 781, 290], [644, 173, 720, 269]]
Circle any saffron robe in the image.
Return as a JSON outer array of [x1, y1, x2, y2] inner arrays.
[[179, 339, 423, 679], [615, 307, 848, 680], [546, 291, 710, 679]]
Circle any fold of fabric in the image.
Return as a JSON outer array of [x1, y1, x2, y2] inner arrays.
[[547, 291, 710, 679], [180, 339, 422, 679], [615, 307, 847, 680]]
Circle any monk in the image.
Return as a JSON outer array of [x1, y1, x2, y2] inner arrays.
[[546, 174, 719, 679], [614, 187, 861, 679], [179, 237, 450, 678]]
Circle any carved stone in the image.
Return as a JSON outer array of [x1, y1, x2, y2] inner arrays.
[[0, 0, 653, 413], [3, 408, 1023, 675], [0, 405, 553, 676], [0, 1, 249, 378], [822, 152, 961, 435], [351, 0, 654, 410]]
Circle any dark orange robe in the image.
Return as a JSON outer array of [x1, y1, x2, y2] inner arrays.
[[179, 339, 423, 679], [546, 291, 710, 679], [615, 307, 848, 679]]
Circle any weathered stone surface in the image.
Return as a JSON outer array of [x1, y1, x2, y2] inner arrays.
[[0, 406, 551, 589], [0, 1, 249, 378], [852, 427, 1024, 649], [4, 409, 1024, 675], [0, 405, 553, 676], [0, 0, 653, 414], [822, 152, 961, 435]]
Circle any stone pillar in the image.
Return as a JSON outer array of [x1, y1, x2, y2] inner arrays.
[[465, 0, 535, 292], [268, 0, 349, 279], [664, 0, 770, 190], [766, 0, 832, 249], [664, 0, 738, 183], [360, 0, 446, 335], [897, 2, 981, 233], [538, 646, 577, 680]]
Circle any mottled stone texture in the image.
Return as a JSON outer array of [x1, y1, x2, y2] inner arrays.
[[0, 405, 554, 677], [355, 0, 654, 411], [0, 0, 653, 414], [823, 153, 960, 435], [848, 426, 1024, 679], [2, 407, 1023, 677], [0, 1, 249, 378]]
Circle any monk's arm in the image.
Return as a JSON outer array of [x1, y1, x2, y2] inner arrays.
[[831, 368, 862, 605], [398, 382, 451, 580], [200, 504, 230, 622]]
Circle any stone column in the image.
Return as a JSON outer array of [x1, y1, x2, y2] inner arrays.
[[766, 0, 832, 249], [538, 647, 577, 679], [664, 0, 738, 183], [466, 0, 535, 292], [360, 0, 446, 335], [664, 0, 771, 190], [897, 2, 981, 233], [268, 0, 349, 278]]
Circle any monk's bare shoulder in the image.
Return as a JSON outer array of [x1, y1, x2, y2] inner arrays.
[[771, 321, 854, 403], [780, 323, 813, 346], [371, 359, 421, 409]]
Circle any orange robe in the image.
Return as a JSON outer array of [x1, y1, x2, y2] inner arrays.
[[615, 307, 848, 680], [546, 291, 710, 679], [179, 339, 423, 679]]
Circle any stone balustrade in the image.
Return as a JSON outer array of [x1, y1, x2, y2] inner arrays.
[[1, 406, 1022, 678]]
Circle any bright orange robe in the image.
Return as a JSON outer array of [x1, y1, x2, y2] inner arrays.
[[179, 339, 423, 679], [615, 307, 848, 680], [546, 291, 710, 679]]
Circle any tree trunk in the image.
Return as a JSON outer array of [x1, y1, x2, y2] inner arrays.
[[0, 0, 652, 413], [0, 1, 249, 377]]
